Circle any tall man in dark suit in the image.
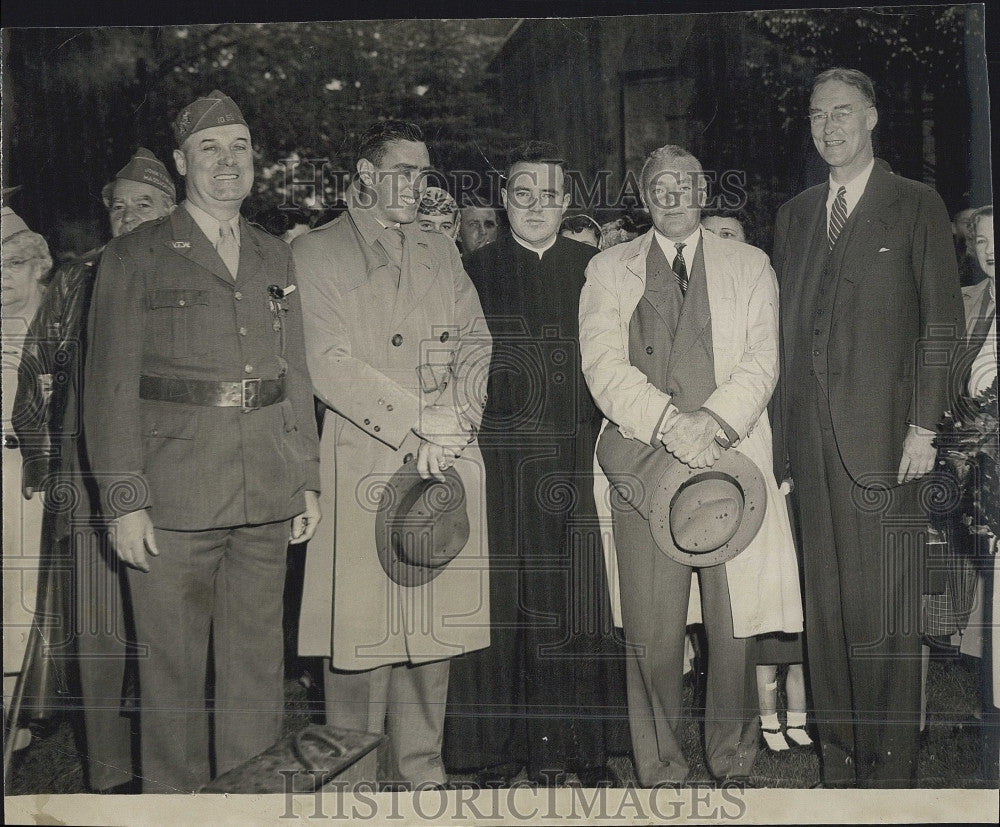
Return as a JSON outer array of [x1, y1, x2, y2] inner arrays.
[[84, 91, 321, 792], [772, 68, 964, 788]]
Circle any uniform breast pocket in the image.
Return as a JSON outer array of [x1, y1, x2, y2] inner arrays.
[[147, 288, 214, 359]]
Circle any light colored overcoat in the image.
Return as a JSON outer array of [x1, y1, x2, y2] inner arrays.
[[579, 228, 802, 638], [293, 209, 492, 669]]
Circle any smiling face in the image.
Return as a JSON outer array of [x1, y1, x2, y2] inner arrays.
[[973, 214, 994, 283], [642, 154, 705, 241], [502, 162, 569, 249], [173, 123, 254, 218], [701, 215, 746, 243], [809, 79, 877, 183], [107, 179, 172, 238], [357, 139, 430, 226]]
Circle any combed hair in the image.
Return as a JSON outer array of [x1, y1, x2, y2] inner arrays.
[[812, 67, 877, 107], [505, 140, 566, 181], [355, 120, 424, 168], [639, 145, 703, 194]]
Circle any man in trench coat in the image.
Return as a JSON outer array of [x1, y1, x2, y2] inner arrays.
[[293, 120, 492, 787], [579, 144, 802, 786]]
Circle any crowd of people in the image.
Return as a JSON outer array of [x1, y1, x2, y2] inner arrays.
[[2, 66, 996, 795]]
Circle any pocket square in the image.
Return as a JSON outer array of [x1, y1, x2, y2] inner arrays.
[[878, 247, 890, 253]]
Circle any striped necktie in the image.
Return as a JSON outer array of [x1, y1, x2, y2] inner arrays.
[[828, 185, 847, 250], [672, 242, 688, 294]]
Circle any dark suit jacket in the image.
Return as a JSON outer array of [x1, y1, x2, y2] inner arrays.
[[772, 161, 964, 485], [83, 207, 320, 530]]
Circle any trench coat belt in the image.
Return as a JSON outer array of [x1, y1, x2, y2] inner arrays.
[[139, 375, 285, 410]]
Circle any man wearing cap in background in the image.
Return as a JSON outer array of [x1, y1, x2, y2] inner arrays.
[[293, 119, 491, 788], [12, 148, 176, 793], [83, 91, 321, 793], [416, 186, 461, 241], [579, 144, 802, 786]]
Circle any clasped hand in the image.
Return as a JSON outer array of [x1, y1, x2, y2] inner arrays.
[[660, 409, 722, 468]]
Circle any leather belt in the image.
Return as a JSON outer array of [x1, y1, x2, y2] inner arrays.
[[139, 375, 284, 410]]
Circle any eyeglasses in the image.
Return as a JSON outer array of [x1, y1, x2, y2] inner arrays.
[[807, 105, 873, 127]]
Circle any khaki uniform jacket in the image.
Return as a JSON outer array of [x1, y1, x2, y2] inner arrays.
[[579, 228, 802, 638], [293, 209, 492, 669], [83, 208, 320, 530]]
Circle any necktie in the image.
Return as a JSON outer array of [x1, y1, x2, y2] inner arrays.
[[216, 219, 239, 278], [828, 185, 847, 250], [672, 242, 688, 294]]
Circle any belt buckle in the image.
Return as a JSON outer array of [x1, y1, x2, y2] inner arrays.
[[241, 378, 262, 411]]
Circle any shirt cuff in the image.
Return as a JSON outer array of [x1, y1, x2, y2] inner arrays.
[[700, 406, 739, 446], [909, 424, 935, 436], [651, 402, 678, 446]]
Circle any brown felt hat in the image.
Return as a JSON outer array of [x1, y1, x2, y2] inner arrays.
[[375, 459, 470, 587]]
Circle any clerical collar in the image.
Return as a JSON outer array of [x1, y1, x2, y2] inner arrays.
[[184, 200, 241, 246], [512, 231, 558, 259]]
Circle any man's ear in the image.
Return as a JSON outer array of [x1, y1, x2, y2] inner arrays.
[[559, 192, 571, 216], [500, 188, 508, 210], [867, 106, 879, 133], [357, 158, 375, 188], [173, 148, 187, 177]]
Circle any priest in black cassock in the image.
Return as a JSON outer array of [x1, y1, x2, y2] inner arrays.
[[442, 142, 627, 787]]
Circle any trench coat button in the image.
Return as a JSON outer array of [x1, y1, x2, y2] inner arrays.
[[814, 329, 821, 335], [391, 333, 403, 347], [386, 404, 393, 411], [234, 291, 243, 300], [813, 349, 820, 356], [151, 428, 159, 436], [377, 398, 385, 406], [239, 327, 247, 336], [374, 425, 381, 432], [404, 452, 414, 463], [645, 346, 653, 355], [244, 364, 253, 374], [178, 299, 186, 306], [364, 418, 371, 425], [440, 331, 449, 343]]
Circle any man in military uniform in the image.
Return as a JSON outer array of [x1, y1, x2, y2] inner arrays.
[[14, 149, 176, 792], [83, 91, 320, 793]]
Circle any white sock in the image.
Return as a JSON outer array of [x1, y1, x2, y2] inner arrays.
[[786, 711, 807, 729], [760, 713, 781, 731]]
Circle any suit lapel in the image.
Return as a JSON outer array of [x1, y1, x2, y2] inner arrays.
[[666, 238, 712, 378], [830, 165, 900, 323], [164, 207, 238, 287]]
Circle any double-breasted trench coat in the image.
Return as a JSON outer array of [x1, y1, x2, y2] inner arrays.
[[293, 210, 492, 670], [579, 228, 802, 638]]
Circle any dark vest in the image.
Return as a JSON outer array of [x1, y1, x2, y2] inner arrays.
[[598, 235, 717, 514]]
